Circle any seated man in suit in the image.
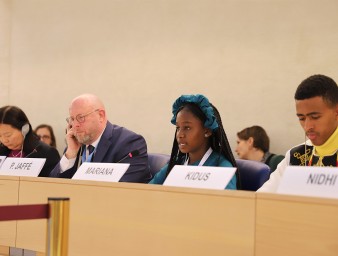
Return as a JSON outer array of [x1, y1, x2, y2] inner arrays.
[[50, 93, 151, 183]]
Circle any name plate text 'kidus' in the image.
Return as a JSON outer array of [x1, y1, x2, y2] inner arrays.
[[72, 162, 130, 182], [0, 157, 46, 177], [277, 166, 338, 199], [163, 165, 236, 190]]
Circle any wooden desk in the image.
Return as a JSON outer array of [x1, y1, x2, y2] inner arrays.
[[0, 176, 19, 249], [256, 193, 338, 256], [16, 177, 255, 256], [2, 175, 338, 255]]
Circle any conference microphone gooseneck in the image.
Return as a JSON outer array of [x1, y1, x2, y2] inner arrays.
[[116, 150, 140, 163], [25, 145, 41, 158]]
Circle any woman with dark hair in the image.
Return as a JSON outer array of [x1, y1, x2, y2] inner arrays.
[[149, 94, 238, 189], [34, 124, 58, 148], [0, 106, 60, 177], [236, 126, 284, 172]]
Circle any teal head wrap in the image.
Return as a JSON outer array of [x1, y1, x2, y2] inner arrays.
[[171, 94, 219, 131]]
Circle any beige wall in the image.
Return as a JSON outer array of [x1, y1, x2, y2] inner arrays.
[[0, 0, 10, 105], [1, 0, 338, 156]]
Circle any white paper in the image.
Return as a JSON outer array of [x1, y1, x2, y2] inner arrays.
[[277, 166, 338, 199], [72, 162, 130, 182], [0, 156, 6, 168], [163, 165, 236, 190], [0, 157, 46, 177]]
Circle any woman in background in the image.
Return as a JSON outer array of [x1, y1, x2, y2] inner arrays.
[[236, 125, 284, 172], [34, 124, 57, 148], [0, 106, 60, 177], [149, 94, 239, 189]]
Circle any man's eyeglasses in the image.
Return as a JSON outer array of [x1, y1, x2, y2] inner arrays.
[[66, 109, 100, 124]]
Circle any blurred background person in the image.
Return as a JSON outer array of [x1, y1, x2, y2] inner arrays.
[[0, 106, 60, 177], [34, 124, 57, 148], [236, 125, 284, 172]]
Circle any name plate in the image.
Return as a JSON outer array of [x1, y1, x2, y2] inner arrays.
[[0, 156, 6, 168], [72, 162, 130, 182], [0, 157, 46, 177], [163, 165, 236, 190], [277, 166, 338, 199]]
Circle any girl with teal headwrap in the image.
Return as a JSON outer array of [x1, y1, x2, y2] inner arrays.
[[149, 94, 239, 189]]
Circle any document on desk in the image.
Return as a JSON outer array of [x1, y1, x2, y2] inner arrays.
[[163, 165, 236, 190], [72, 162, 130, 182], [277, 166, 338, 199], [0, 157, 46, 177]]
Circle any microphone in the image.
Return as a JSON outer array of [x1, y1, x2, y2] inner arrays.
[[116, 150, 140, 163], [25, 145, 41, 158]]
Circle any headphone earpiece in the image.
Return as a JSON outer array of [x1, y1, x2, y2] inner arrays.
[[21, 123, 30, 138]]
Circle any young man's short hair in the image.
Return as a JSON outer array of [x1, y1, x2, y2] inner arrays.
[[295, 74, 338, 107]]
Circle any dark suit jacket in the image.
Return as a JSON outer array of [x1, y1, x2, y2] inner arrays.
[[50, 122, 151, 183], [0, 137, 60, 177]]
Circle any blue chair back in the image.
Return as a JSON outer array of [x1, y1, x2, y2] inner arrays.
[[148, 153, 170, 176], [236, 159, 270, 191]]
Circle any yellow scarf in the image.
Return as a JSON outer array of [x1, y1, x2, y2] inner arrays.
[[314, 127, 338, 157]]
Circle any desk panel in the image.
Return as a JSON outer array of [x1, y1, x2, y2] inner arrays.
[[256, 193, 338, 256], [0, 176, 19, 248], [17, 177, 255, 256]]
